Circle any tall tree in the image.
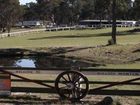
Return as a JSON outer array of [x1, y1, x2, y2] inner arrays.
[[22, 2, 39, 21], [133, 0, 140, 20], [36, 0, 60, 22], [115, 0, 130, 20], [0, 0, 22, 34], [112, 0, 117, 44], [95, 0, 110, 20], [55, 0, 81, 25], [80, 0, 95, 20]]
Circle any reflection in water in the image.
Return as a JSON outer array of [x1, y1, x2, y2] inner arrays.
[[16, 59, 35, 68], [0, 56, 103, 68]]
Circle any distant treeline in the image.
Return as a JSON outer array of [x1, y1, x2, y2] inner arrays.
[[0, 0, 140, 33], [22, 0, 140, 25]]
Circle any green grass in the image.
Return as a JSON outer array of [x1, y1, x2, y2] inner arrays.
[[105, 63, 140, 69], [0, 27, 139, 103], [0, 27, 139, 68], [0, 27, 139, 48]]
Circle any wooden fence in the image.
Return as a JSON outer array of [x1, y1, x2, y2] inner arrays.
[[0, 67, 140, 96], [0, 29, 46, 38]]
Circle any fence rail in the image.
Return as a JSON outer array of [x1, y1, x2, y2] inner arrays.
[[0, 29, 45, 38], [11, 79, 140, 85], [11, 87, 140, 96], [0, 67, 140, 96], [3, 67, 140, 76], [0, 26, 139, 38]]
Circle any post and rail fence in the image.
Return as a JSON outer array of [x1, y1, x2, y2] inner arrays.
[[0, 67, 139, 97]]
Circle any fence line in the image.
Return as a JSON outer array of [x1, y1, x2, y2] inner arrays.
[[0, 25, 139, 38], [0, 67, 140, 96], [4, 67, 140, 76], [11, 79, 140, 85], [0, 28, 46, 38], [11, 88, 140, 96]]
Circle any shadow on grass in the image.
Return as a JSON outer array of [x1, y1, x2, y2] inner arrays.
[[0, 46, 101, 56], [28, 29, 140, 40], [0, 95, 121, 105], [0, 95, 59, 105]]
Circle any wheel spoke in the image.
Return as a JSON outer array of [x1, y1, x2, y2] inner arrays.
[[60, 86, 68, 89], [55, 71, 89, 100], [59, 81, 67, 84], [72, 74, 77, 81], [74, 88, 79, 98], [68, 90, 71, 98], [75, 88, 81, 98], [67, 73, 71, 82], [74, 76, 82, 83], [76, 86, 85, 91], [71, 89, 76, 98], [62, 76, 69, 82], [64, 89, 72, 98]]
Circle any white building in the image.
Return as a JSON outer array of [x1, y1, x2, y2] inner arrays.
[[15, 20, 44, 27]]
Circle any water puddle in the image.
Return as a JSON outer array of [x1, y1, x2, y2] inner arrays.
[[0, 56, 103, 68], [16, 59, 36, 68]]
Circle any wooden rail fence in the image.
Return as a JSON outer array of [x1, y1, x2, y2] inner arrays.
[[0, 67, 140, 96], [0, 29, 45, 38]]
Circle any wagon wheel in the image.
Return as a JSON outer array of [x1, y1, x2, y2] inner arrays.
[[55, 71, 89, 100]]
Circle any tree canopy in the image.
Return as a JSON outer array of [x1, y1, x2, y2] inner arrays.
[[0, 0, 22, 33], [0, 0, 139, 34], [21, 0, 137, 23]]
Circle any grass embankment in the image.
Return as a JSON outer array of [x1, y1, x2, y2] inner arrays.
[[0, 27, 139, 68], [0, 27, 139, 48], [0, 27, 139, 104], [61, 43, 140, 69]]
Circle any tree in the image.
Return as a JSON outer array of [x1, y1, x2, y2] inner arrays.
[[0, 0, 22, 34], [132, 0, 140, 20], [111, 0, 117, 44], [94, 0, 111, 27], [95, 0, 110, 19], [54, 0, 85, 25], [115, 0, 131, 20], [36, 0, 60, 22], [22, 2, 39, 21], [80, 0, 95, 20]]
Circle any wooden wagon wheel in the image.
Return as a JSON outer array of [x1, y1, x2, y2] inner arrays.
[[55, 71, 89, 100]]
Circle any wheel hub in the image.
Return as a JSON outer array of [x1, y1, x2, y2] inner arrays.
[[67, 83, 75, 89]]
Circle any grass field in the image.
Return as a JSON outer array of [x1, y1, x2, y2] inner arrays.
[[0, 27, 139, 48], [0, 27, 139, 68], [105, 63, 140, 69], [0, 27, 139, 104]]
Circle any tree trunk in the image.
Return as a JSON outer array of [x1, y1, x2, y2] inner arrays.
[[99, 16, 102, 28], [7, 25, 11, 37], [111, 0, 117, 44]]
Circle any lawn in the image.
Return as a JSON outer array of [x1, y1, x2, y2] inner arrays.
[[105, 63, 140, 69], [0, 27, 139, 68], [0, 27, 139, 48], [0, 27, 139, 104]]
